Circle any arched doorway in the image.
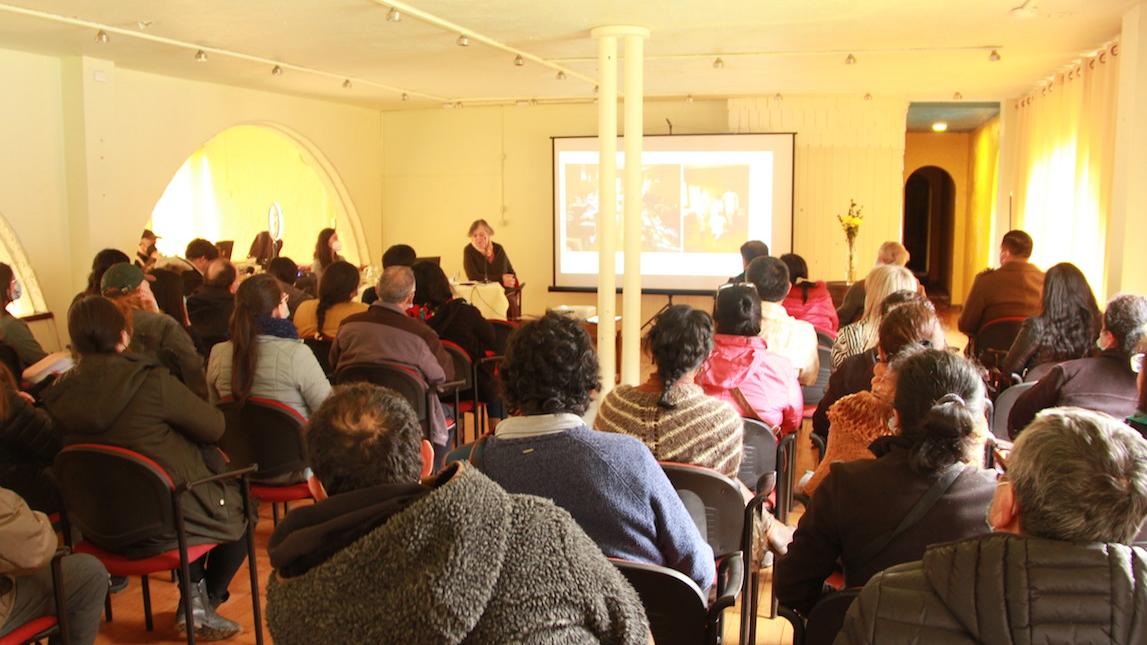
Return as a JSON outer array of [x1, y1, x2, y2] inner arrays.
[[147, 125, 366, 270], [903, 166, 956, 298], [0, 211, 47, 317]]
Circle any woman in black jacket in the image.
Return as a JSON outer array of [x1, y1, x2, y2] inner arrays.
[[0, 365, 59, 513]]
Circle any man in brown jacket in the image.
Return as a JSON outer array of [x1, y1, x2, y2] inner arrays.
[[838, 407, 1147, 645], [0, 488, 108, 644], [957, 230, 1045, 336]]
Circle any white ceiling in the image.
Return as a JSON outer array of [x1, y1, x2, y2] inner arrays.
[[0, 0, 1134, 110]]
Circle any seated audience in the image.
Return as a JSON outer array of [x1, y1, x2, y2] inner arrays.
[[265, 383, 648, 644], [311, 228, 343, 284], [413, 261, 504, 421], [1009, 294, 1147, 435], [0, 487, 107, 645], [746, 256, 820, 386], [468, 312, 715, 591], [776, 349, 996, 613], [187, 259, 238, 354], [957, 229, 1045, 336], [45, 296, 249, 640], [362, 243, 418, 305], [293, 261, 366, 339], [780, 253, 839, 333], [729, 240, 768, 283], [206, 275, 330, 483], [1001, 261, 1100, 381], [836, 241, 912, 326], [804, 301, 950, 494], [80, 248, 131, 300], [696, 284, 802, 436], [0, 365, 60, 513], [267, 257, 308, 317], [101, 263, 207, 399], [1127, 337, 1147, 439], [177, 238, 221, 297], [150, 267, 208, 359], [136, 229, 160, 271], [813, 291, 930, 440], [597, 304, 743, 477], [0, 263, 47, 369], [247, 231, 277, 269], [831, 264, 918, 369], [330, 266, 454, 455], [838, 408, 1147, 645]]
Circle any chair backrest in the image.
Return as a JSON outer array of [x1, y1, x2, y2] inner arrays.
[[302, 337, 334, 375], [488, 319, 516, 354], [801, 345, 833, 406], [660, 462, 745, 557], [334, 362, 429, 426], [440, 341, 473, 389], [54, 444, 176, 552], [803, 588, 862, 645], [610, 559, 709, 645], [973, 317, 1026, 369], [738, 418, 779, 494], [814, 329, 837, 346], [992, 381, 1036, 439], [218, 398, 308, 478]]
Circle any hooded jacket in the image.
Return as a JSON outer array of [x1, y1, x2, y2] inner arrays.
[[837, 534, 1147, 645], [0, 391, 61, 513], [783, 280, 839, 333], [266, 464, 649, 644], [43, 352, 245, 557], [696, 334, 803, 434]]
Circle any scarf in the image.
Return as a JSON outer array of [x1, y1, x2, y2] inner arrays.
[[257, 314, 299, 340]]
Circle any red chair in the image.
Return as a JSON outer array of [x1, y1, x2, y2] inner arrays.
[[0, 550, 69, 645], [54, 444, 263, 645], [217, 397, 313, 526]]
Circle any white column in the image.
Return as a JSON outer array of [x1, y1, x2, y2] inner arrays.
[[1108, 2, 1147, 297], [621, 28, 649, 385], [590, 29, 619, 392]]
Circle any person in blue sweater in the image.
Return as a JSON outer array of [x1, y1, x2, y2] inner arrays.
[[469, 311, 715, 592]]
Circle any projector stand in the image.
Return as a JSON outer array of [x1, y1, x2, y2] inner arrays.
[[641, 293, 676, 331]]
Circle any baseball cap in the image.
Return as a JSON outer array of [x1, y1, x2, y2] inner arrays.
[[101, 263, 146, 297], [141, 229, 160, 241]]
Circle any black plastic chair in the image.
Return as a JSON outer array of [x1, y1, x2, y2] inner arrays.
[[970, 317, 1026, 370], [994, 381, 1036, 439], [778, 588, 862, 645], [302, 337, 334, 376], [738, 418, 779, 496], [0, 549, 70, 645], [488, 319, 517, 354], [440, 341, 476, 447], [611, 558, 741, 645], [54, 444, 262, 645], [218, 397, 312, 525], [802, 345, 834, 410]]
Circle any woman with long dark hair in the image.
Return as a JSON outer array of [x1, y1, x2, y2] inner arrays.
[[45, 296, 249, 639], [0, 263, 46, 369], [207, 274, 330, 426], [695, 284, 803, 436], [82, 248, 131, 298], [1001, 262, 1101, 381], [776, 349, 996, 613], [311, 228, 343, 283], [292, 261, 366, 339]]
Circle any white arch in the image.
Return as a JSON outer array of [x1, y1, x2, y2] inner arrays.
[[0, 210, 47, 315]]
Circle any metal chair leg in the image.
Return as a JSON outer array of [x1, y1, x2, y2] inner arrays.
[[271, 502, 280, 526], [141, 575, 153, 631], [104, 586, 113, 623], [240, 477, 266, 645]]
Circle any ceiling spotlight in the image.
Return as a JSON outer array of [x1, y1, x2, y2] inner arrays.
[[594, 85, 599, 94], [456, 34, 470, 47], [342, 79, 352, 89], [864, 93, 872, 100], [386, 7, 401, 22], [953, 91, 963, 100], [95, 30, 109, 44], [989, 49, 1002, 62], [932, 121, 949, 132], [194, 49, 208, 62], [774, 92, 783, 102], [272, 65, 283, 77], [713, 57, 725, 69], [401, 92, 409, 101], [845, 53, 857, 65], [556, 70, 566, 80], [686, 94, 694, 103], [514, 55, 525, 67]]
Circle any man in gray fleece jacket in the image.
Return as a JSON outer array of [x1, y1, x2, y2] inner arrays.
[[266, 383, 649, 644]]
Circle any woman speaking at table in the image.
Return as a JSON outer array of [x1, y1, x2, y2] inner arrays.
[[463, 219, 521, 317]]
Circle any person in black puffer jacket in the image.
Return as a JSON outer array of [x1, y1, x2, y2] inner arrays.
[[0, 365, 60, 514]]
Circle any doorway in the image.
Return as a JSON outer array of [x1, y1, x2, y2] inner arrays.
[[903, 166, 955, 298]]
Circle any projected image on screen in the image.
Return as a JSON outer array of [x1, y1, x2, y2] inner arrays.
[[553, 134, 794, 293]]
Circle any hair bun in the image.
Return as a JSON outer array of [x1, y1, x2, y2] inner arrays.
[[922, 393, 974, 439], [935, 393, 965, 406]]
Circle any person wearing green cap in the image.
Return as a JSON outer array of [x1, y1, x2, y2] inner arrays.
[[100, 263, 207, 399]]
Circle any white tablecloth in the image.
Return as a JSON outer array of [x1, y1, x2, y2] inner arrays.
[[452, 281, 509, 320]]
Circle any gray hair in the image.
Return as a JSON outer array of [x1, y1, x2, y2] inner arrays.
[[1009, 407, 1147, 544], [376, 265, 415, 305]]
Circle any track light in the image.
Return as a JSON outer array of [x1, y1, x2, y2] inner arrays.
[[342, 79, 352, 89], [386, 7, 401, 22], [864, 93, 872, 100], [401, 92, 409, 101], [271, 65, 283, 77], [713, 57, 725, 69], [686, 94, 694, 103], [989, 49, 1001, 62], [194, 49, 208, 62], [95, 30, 109, 44], [845, 53, 857, 65], [556, 70, 566, 80], [514, 55, 525, 67], [774, 92, 783, 102], [456, 35, 469, 47], [953, 91, 963, 100]]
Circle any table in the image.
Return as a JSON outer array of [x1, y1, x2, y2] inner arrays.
[[452, 281, 510, 320]]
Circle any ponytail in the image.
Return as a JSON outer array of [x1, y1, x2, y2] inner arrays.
[[230, 275, 281, 405], [892, 350, 985, 474]]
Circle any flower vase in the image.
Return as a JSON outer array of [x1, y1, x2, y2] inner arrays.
[[846, 237, 857, 285]]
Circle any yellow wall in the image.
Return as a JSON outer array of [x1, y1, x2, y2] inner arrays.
[[903, 132, 971, 303], [965, 118, 1000, 296]]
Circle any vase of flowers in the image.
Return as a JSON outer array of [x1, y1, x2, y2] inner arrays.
[[837, 200, 863, 284]]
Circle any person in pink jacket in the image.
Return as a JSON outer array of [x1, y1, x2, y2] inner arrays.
[[696, 284, 804, 436], [780, 253, 839, 333]]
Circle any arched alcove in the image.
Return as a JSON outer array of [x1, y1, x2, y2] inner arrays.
[[903, 165, 956, 296], [0, 210, 47, 317], [146, 124, 368, 269]]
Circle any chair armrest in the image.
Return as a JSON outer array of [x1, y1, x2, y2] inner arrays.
[[711, 552, 744, 615], [776, 604, 806, 644], [434, 379, 467, 393], [808, 433, 826, 463], [476, 355, 503, 368], [176, 464, 258, 494]]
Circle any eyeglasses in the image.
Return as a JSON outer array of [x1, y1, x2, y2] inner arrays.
[[1131, 353, 1144, 374]]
